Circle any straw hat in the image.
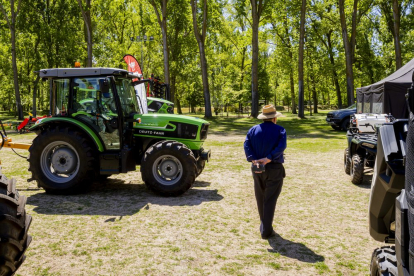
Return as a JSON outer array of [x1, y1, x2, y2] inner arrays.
[[257, 104, 282, 119]]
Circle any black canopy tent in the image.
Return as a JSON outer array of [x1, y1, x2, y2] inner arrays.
[[356, 58, 414, 119]]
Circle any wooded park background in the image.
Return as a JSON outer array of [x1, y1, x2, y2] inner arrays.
[[0, 0, 413, 119]]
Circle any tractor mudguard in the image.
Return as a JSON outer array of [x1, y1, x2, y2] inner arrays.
[[29, 117, 104, 152]]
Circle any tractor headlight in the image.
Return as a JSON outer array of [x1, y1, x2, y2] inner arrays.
[[200, 124, 209, 140]]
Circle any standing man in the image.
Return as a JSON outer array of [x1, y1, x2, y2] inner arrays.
[[244, 104, 286, 239]]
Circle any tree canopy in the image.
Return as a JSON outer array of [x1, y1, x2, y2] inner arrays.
[[1, 0, 413, 117]]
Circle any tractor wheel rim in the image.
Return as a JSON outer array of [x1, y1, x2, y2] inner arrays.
[[40, 141, 80, 183], [152, 155, 183, 186]]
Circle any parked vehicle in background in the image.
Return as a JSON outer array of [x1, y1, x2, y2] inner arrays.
[[326, 104, 356, 130], [344, 113, 392, 184]]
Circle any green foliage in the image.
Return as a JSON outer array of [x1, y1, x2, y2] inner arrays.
[[0, 0, 414, 115]]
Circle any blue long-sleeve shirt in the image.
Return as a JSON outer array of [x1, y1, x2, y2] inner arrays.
[[244, 121, 287, 163]]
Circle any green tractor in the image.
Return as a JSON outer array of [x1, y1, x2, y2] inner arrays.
[[29, 68, 210, 196]]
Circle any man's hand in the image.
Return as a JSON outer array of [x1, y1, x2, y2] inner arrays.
[[252, 160, 262, 173], [257, 158, 271, 165]]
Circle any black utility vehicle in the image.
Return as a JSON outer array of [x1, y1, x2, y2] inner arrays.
[[368, 71, 414, 275], [326, 104, 356, 130], [344, 114, 391, 185]]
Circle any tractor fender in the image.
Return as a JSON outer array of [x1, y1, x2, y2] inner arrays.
[[29, 117, 104, 152]]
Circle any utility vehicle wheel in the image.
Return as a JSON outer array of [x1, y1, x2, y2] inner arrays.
[[350, 153, 364, 185], [28, 127, 96, 194], [331, 125, 341, 131], [341, 119, 350, 131], [141, 141, 197, 196], [196, 158, 205, 177], [344, 148, 351, 175], [0, 169, 32, 275], [370, 246, 397, 276]]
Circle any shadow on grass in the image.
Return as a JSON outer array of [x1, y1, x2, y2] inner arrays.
[[27, 178, 222, 217], [267, 233, 325, 263]]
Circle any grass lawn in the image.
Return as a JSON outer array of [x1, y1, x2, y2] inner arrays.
[[0, 111, 381, 275]]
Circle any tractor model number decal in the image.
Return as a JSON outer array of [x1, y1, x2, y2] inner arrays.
[[138, 129, 165, 136]]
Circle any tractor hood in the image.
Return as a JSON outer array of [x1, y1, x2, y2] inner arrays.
[[134, 113, 209, 127]]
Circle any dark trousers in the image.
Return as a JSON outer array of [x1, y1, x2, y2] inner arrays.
[[252, 163, 285, 238]]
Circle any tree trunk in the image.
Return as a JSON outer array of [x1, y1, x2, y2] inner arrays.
[[297, 0, 306, 119], [392, 0, 402, 70], [327, 32, 342, 109], [151, 0, 171, 102], [176, 97, 182, 114], [32, 75, 40, 117], [1, 0, 23, 119], [161, 19, 170, 97], [199, 44, 212, 118], [77, 0, 93, 67], [190, 0, 212, 118], [283, 17, 296, 114], [338, 0, 356, 106], [11, 26, 23, 119], [289, 65, 296, 114], [250, 0, 260, 118], [239, 47, 246, 91]]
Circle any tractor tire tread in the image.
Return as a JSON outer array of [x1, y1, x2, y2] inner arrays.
[[28, 126, 95, 194], [141, 140, 196, 196], [0, 169, 31, 276], [351, 153, 364, 185], [370, 246, 397, 276], [344, 148, 351, 175]]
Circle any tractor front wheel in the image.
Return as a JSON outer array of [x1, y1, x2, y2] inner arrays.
[[141, 141, 196, 196], [350, 153, 364, 185], [28, 127, 96, 194]]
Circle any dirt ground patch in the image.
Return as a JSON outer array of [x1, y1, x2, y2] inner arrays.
[[1, 129, 381, 275]]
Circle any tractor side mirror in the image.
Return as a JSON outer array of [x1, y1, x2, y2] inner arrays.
[[99, 78, 110, 95]]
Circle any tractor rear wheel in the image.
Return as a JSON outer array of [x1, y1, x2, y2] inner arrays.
[[0, 169, 32, 275], [28, 127, 96, 194], [370, 246, 397, 276], [141, 141, 197, 196], [344, 148, 351, 175], [351, 153, 364, 185]]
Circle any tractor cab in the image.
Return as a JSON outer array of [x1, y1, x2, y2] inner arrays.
[[39, 68, 138, 151]]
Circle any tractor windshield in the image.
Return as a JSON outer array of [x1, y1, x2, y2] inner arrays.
[[115, 77, 139, 117]]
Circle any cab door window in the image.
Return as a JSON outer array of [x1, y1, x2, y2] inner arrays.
[[72, 77, 120, 150], [53, 79, 70, 116]]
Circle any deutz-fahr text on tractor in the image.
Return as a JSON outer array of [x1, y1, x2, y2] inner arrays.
[[28, 67, 211, 196]]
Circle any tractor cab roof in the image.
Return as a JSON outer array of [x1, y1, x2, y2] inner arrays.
[[37, 68, 131, 78]]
